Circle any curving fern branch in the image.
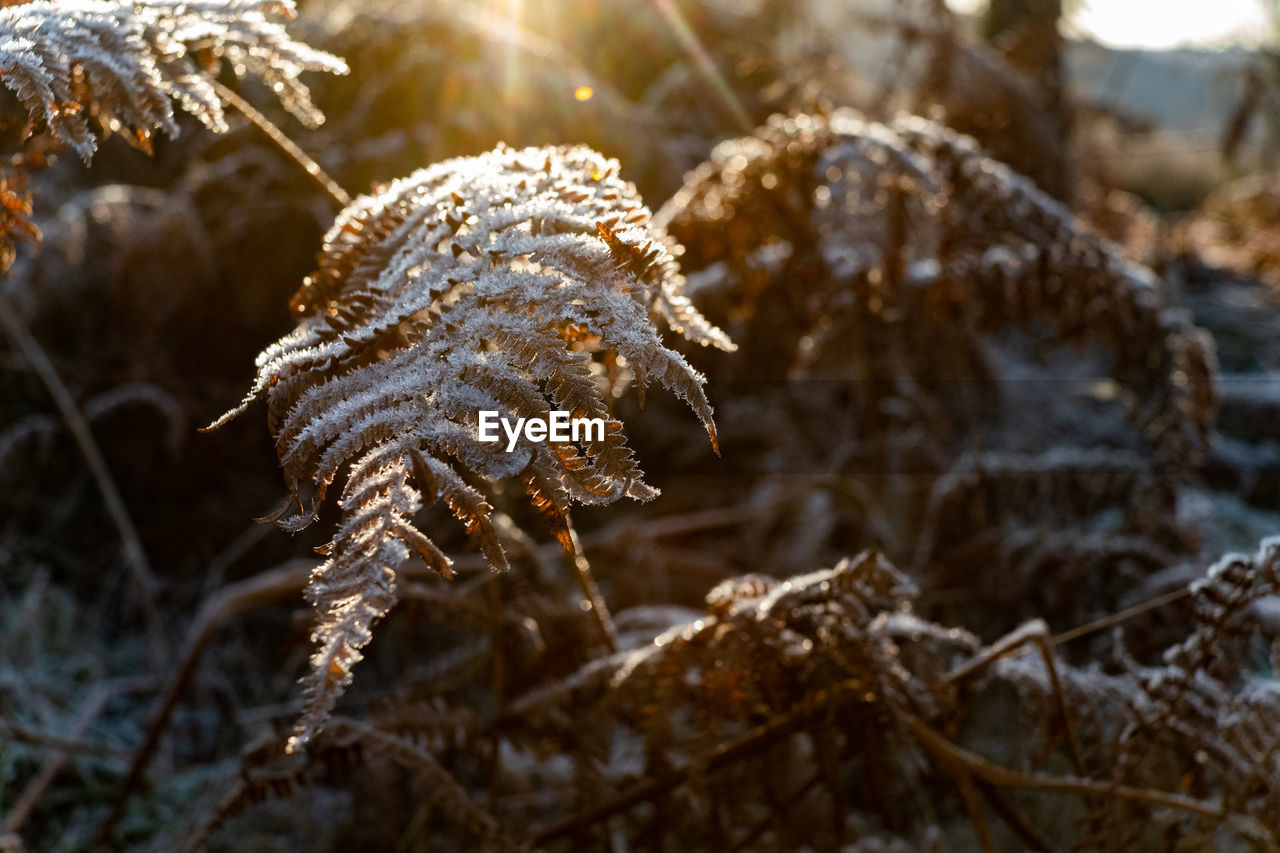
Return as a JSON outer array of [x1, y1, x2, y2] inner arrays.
[[0, 0, 346, 161], [210, 143, 729, 751], [1097, 537, 1280, 840], [659, 110, 1217, 467]]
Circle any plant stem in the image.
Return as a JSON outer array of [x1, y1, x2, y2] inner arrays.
[[213, 80, 352, 209], [566, 517, 618, 654]]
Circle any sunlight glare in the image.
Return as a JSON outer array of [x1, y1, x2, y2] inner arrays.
[[650, 0, 753, 131], [946, 0, 1271, 49], [1071, 0, 1269, 49], [501, 0, 524, 104]]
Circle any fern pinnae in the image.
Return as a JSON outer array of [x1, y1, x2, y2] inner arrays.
[[211, 143, 729, 751], [0, 0, 345, 160], [0, 0, 344, 271]]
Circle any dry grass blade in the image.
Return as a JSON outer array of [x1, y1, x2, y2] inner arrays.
[[211, 79, 351, 209], [0, 296, 164, 668]]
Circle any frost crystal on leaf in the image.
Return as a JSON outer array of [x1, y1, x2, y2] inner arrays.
[[0, 0, 347, 160], [210, 143, 729, 751]]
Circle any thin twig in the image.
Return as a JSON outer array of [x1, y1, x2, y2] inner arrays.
[[0, 297, 165, 671], [212, 80, 351, 209], [199, 522, 275, 600], [948, 764, 996, 853], [942, 620, 1086, 778], [902, 713, 1225, 819], [565, 516, 618, 654], [1052, 587, 1191, 646], [486, 580, 505, 809], [974, 780, 1053, 852], [0, 722, 132, 761], [605, 504, 767, 542]]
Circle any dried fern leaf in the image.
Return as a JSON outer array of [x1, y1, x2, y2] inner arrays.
[[660, 110, 1217, 466], [506, 549, 945, 808], [0, 165, 36, 273], [0, 0, 346, 161], [211, 143, 726, 751]]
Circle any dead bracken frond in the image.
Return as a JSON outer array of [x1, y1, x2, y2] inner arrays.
[[1087, 536, 1280, 846], [660, 110, 1217, 467], [0, 0, 347, 161], [210, 142, 728, 751], [495, 544, 1278, 849]]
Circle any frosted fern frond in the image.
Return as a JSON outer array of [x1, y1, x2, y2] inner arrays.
[[0, 0, 346, 160], [509, 550, 931, 726], [210, 143, 727, 751], [661, 110, 1217, 466], [1114, 538, 1280, 776]]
